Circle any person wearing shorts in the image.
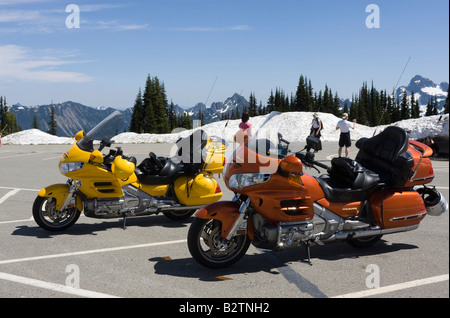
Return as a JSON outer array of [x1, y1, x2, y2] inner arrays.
[[336, 113, 356, 157]]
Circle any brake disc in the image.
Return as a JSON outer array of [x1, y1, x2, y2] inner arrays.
[[207, 226, 237, 255]]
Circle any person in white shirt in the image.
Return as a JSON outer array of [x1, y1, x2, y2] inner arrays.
[[336, 113, 356, 157]]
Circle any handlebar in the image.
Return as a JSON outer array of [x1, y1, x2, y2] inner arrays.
[[295, 151, 330, 172]]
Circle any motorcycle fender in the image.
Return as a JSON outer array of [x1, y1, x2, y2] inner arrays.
[[38, 184, 70, 211], [195, 201, 241, 239]]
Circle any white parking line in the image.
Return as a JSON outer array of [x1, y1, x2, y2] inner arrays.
[[0, 186, 40, 192], [42, 156, 62, 161], [0, 218, 33, 225], [0, 152, 43, 160], [0, 188, 21, 205], [333, 274, 449, 298], [0, 272, 120, 298], [0, 239, 187, 265]]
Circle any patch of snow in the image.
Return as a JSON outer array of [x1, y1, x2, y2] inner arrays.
[[422, 86, 447, 96], [2, 113, 448, 145]]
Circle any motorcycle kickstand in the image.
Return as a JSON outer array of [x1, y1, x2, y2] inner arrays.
[[303, 242, 313, 266], [122, 215, 127, 230]]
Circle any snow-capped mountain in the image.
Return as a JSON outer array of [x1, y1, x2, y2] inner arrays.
[[396, 75, 448, 113], [181, 93, 249, 124], [9, 101, 132, 137]]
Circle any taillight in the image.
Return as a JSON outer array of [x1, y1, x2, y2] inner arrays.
[[215, 184, 222, 193]]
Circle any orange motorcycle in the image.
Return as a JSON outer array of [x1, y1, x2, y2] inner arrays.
[[187, 112, 448, 268]]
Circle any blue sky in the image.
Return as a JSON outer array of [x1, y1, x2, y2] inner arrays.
[[0, 0, 449, 109]]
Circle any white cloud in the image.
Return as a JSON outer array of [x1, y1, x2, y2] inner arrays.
[[0, 0, 51, 5], [96, 20, 149, 31], [167, 25, 252, 32], [0, 45, 93, 83], [0, 10, 42, 22]]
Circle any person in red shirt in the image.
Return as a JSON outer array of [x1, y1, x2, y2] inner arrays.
[[234, 112, 252, 144]]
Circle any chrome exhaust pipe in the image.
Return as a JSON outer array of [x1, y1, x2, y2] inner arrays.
[[322, 224, 420, 243]]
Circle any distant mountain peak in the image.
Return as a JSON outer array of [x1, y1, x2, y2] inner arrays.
[[396, 74, 448, 114]]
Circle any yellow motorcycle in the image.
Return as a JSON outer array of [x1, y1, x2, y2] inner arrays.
[[33, 111, 227, 231]]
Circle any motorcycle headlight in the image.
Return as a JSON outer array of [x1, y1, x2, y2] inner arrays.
[[59, 162, 85, 175], [229, 173, 271, 190]]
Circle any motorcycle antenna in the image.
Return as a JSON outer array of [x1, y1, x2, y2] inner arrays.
[[374, 56, 411, 135], [204, 76, 218, 106]]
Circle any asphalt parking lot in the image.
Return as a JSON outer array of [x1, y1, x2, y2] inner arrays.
[[0, 141, 448, 301]]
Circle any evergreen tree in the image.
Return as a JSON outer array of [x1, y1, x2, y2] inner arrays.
[[332, 92, 341, 117], [378, 90, 390, 125], [295, 75, 308, 111], [357, 83, 369, 125], [267, 90, 275, 113], [343, 101, 349, 115], [129, 88, 144, 133], [425, 99, 433, 116], [0, 96, 6, 131], [168, 100, 176, 131], [400, 90, 410, 120], [392, 97, 401, 122], [152, 77, 169, 133], [0, 96, 21, 135], [248, 92, 258, 116], [47, 105, 58, 136], [142, 75, 156, 133], [432, 96, 438, 115], [410, 91, 420, 118]]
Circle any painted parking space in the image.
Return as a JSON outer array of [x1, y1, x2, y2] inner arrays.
[[0, 143, 448, 299]]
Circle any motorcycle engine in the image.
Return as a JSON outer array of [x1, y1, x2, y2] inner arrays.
[[251, 213, 327, 249], [84, 185, 153, 218]]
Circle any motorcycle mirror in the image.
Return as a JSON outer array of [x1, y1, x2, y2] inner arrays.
[[74, 130, 84, 142], [279, 155, 303, 175], [89, 150, 104, 164]]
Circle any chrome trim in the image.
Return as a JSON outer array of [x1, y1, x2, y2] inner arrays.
[[58, 179, 77, 212], [322, 224, 420, 243], [389, 212, 427, 222], [225, 198, 250, 240]]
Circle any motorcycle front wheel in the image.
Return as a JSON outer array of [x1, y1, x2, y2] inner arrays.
[[33, 196, 81, 231], [188, 218, 251, 269]]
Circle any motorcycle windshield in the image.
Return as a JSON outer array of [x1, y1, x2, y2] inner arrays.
[[77, 110, 124, 152], [224, 111, 283, 175]]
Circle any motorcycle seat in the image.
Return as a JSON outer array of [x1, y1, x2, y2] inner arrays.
[[159, 158, 184, 179], [135, 169, 173, 185], [317, 167, 380, 203], [135, 157, 184, 185]]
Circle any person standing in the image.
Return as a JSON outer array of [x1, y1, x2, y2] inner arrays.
[[309, 113, 323, 152], [336, 113, 356, 157], [310, 113, 322, 138], [234, 111, 252, 144]]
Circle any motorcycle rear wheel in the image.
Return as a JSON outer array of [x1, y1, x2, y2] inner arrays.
[[347, 235, 383, 248], [33, 196, 81, 231], [188, 218, 251, 269]]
